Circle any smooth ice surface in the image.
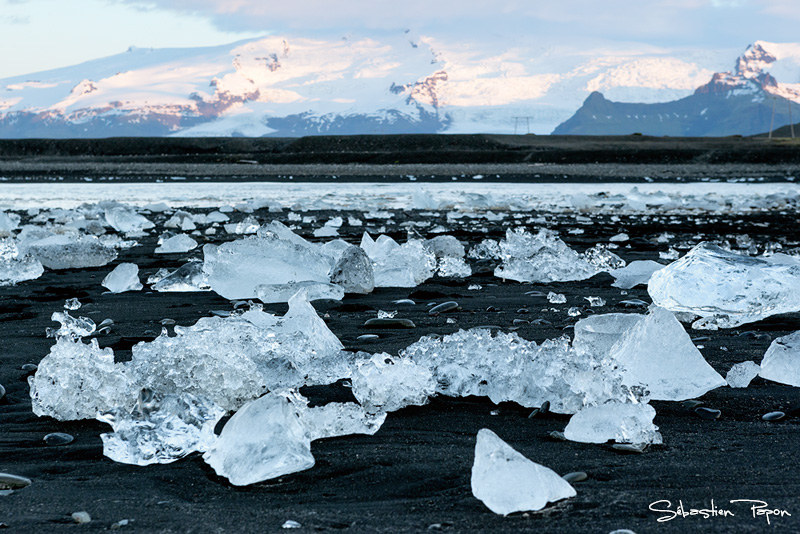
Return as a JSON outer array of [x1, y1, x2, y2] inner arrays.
[[649, 242, 800, 328], [25, 235, 118, 270], [98, 389, 225, 466], [0, 211, 19, 236], [493, 228, 623, 283], [610, 260, 664, 289], [151, 262, 210, 292], [351, 353, 436, 413], [573, 313, 644, 356], [726, 361, 761, 388], [29, 338, 132, 420], [203, 393, 315, 486], [155, 234, 198, 254], [256, 281, 344, 303], [0, 238, 43, 286], [102, 263, 142, 293], [760, 331, 800, 387], [563, 402, 662, 444], [104, 206, 154, 236], [360, 233, 435, 288], [471, 429, 576, 515], [608, 307, 727, 400]]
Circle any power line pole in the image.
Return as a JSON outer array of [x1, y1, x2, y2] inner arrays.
[[512, 116, 533, 135], [769, 97, 776, 139]]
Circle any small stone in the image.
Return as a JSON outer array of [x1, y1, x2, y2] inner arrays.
[[0, 384, 4, 400], [356, 334, 380, 341], [71, 511, 91, 524], [513, 319, 529, 325], [363, 318, 416, 329], [694, 407, 721, 420], [486, 306, 499, 312], [527, 408, 540, 418], [429, 301, 459, 315], [681, 400, 704, 410], [762, 411, 785, 422], [516, 308, 530, 314], [525, 290, 546, 296], [619, 299, 649, 308], [160, 318, 176, 326], [44, 432, 74, 446], [612, 443, 647, 454], [539, 401, 550, 414], [98, 319, 114, 329], [549, 430, 567, 441], [282, 520, 302, 529], [562, 471, 588, 483], [110, 519, 130, 530], [392, 299, 416, 305], [609, 530, 637, 534], [0, 473, 31, 490]]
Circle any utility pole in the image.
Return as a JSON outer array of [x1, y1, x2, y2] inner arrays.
[[769, 97, 776, 139], [513, 116, 533, 135]]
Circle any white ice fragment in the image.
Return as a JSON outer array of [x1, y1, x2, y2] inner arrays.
[[649, 242, 800, 328], [573, 313, 643, 357], [26, 235, 118, 270], [203, 393, 315, 486], [98, 389, 225, 465], [0, 238, 43, 286], [313, 226, 338, 237], [64, 298, 81, 310], [151, 262, 210, 292], [547, 292, 567, 304], [102, 263, 143, 293], [295, 398, 386, 441], [425, 236, 465, 259], [436, 256, 472, 278], [360, 233, 434, 288], [49, 311, 96, 339], [29, 337, 132, 420], [164, 211, 196, 231], [0, 211, 20, 236], [610, 260, 664, 289], [609, 233, 629, 243], [585, 296, 606, 307], [206, 211, 230, 223], [608, 307, 727, 401], [471, 429, 576, 515], [726, 361, 761, 388], [563, 403, 662, 444], [224, 215, 260, 234], [759, 331, 800, 387], [256, 281, 344, 303], [105, 206, 154, 236], [154, 234, 198, 254], [412, 189, 438, 209], [329, 245, 375, 294], [351, 353, 435, 412], [143, 202, 170, 213]]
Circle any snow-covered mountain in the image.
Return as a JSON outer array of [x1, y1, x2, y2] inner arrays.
[[0, 33, 789, 138]]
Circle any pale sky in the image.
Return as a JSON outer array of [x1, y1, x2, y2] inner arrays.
[[2, 0, 799, 79]]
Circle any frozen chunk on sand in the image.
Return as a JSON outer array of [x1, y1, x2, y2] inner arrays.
[[563, 403, 662, 444], [102, 263, 143, 293], [0, 238, 43, 286], [610, 260, 664, 289], [329, 246, 374, 294], [155, 234, 198, 254], [26, 235, 118, 270], [256, 281, 344, 303], [572, 313, 644, 356], [649, 242, 800, 328], [608, 307, 726, 400], [360, 233, 435, 288], [98, 389, 225, 466], [351, 353, 435, 413], [151, 262, 210, 292], [471, 429, 576, 515], [760, 331, 800, 387], [726, 361, 761, 388], [104, 206, 154, 236]]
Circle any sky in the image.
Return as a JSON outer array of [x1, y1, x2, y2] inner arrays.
[[2, 0, 800, 79]]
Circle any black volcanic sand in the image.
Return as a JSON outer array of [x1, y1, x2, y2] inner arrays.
[[2, 204, 800, 533]]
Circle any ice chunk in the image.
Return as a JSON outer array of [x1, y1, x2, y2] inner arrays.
[[726, 361, 761, 388], [494, 228, 622, 283], [104, 206, 154, 236], [151, 261, 210, 292], [164, 211, 196, 231], [155, 234, 198, 254], [26, 235, 118, 270], [648, 243, 800, 328], [0, 210, 20, 236], [351, 353, 435, 412], [610, 260, 664, 289], [0, 238, 43, 286], [563, 403, 662, 444], [759, 331, 800, 387], [281, 291, 345, 373], [425, 236, 465, 259], [436, 256, 472, 278], [329, 245, 375, 294], [294, 395, 386, 440], [547, 292, 567, 304], [412, 189, 438, 209], [608, 307, 727, 400], [224, 215, 260, 235], [48, 311, 96, 339], [29, 337, 132, 420], [471, 429, 576, 515], [468, 239, 501, 260], [204, 225, 331, 299], [102, 263, 143, 293], [360, 233, 435, 288], [573, 313, 643, 356], [98, 389, 225, 465], [203, 392, 315, 486], [256, 281, 344, 303]]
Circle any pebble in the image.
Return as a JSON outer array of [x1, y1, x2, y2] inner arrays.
[[738, 330, 771, 341], [282, 520, 301, 529], [694, 407, 721, 420], [356, 334, 380, 341], [98, 318, 114, 328], [474, 325, 502, 330], [429, 301, 459, 315], [160, 318, 176, 326], [562, 471, 588, 483], [209, 310, 231, 317], [485, 306, 499, 312], [527, 408, 540, 418], [619, 299, 649, 308], [512, 319, 529, 325], [539, 401, 551, 414], [21, 363, 37, 374], [691, 336, 711, 342], [762, 411, 785, 422], [530, 318, 552, 325], [0, 473, 31, 490], [71, 511, 91, 524], [363, 318, 416, 329], [516, 308, 530, 314], [111, 519, 130, 530], [44, 433, 74, 446], [612, 443, 647, 454], [0, 384, 4, 401], [392, 299, 416, 305], [681, 400, 704, 410], [524, 290, 546, 297], [549, 430, 567, 441]]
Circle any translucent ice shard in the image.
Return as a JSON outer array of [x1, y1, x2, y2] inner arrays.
[[155, 234, 198, 254], [360, 233, 435, 287], [563, 402, 662, 445], [610, 260, 664, 289], [98, 389, 225, 466], [294, 395, 386, 440], [26, 235, 118, 270], [759, 331, 800, 387], [29, 337, 132, 420], [0, 238, 43, 286], [726, 361, 761, 388], [256, 281, 344, 304], [48, 311, 96, 339], [102, 263, 143, 293], [203, 392, 315, 486], [608, 307, 726, 400], [572, 313, 643, 357], [329, 246, 375, 294], [494, 228, 622, 283], [104, 206, 154, 236], [0, 210, 20, 237], [151, 261, 210, 292], [648, 242, 800, 328], [471, 429, 576, 515], [351, 353, 436, 413]]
